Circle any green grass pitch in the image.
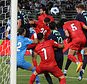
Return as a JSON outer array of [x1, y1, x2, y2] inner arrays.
[[0, 39, 87, 84], [17, 56, 87, 84]]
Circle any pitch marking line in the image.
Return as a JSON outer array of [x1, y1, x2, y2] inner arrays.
[[17, 75, 87, 80]]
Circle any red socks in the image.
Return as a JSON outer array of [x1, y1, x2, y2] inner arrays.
[[60, 78, 66, 84], [29, 74, 36, 84], [68, 54, 77, 63], [77, 52, 82, 62]]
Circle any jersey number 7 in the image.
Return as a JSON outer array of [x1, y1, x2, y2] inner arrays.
[[42, 48, 47, 60]]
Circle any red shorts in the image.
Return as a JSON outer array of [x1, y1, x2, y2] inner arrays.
[[69, 38, 86, 50], [36, 64, 63, 78]]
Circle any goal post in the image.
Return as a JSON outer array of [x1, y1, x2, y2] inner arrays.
[[10, 0, 17, 84], [0, 0, 17, 84]]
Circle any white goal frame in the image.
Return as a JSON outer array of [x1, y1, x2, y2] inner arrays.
[[10, 0, 17, 84]]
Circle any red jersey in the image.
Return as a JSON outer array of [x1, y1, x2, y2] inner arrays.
[[31, 22, 51, 40], [35, 40, 59, 66], [38, 13, 54, 23], [63, 20, 85, 39], [38, 13, 47, 23]]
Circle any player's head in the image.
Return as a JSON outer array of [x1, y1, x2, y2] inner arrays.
[[40, 7, 47, 14], [49, 21, 56, 30], [37, 33, 44, 41], [44, 17, 50, 25], [75, 4, 85, 14], [17, 28, 26, 36]]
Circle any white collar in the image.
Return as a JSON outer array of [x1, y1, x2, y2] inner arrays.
[[81, 10, 85, 14]]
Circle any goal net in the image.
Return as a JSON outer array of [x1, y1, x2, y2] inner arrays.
[[0, 0, 17, 84]]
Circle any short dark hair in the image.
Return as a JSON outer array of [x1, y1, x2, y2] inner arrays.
[[40, 7, 46, 11], [44, 17, 50, 23], [37, 33, 43, 40], [49, 21, 56, 30], [75, 4, 85, 10], [17, 28, 25, 35]]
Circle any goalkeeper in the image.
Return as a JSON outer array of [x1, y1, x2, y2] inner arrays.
[[8, 28, 40, 84]]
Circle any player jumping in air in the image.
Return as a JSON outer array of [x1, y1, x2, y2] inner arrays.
[[63, 20, 87, 74]]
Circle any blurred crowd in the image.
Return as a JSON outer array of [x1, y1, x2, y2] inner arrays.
[[18, 0, 87, 11]]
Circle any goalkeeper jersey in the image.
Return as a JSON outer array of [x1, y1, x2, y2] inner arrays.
[[17, 35, 33, 62]]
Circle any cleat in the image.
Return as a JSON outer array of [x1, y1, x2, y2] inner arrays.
[[64, 73, 67, 76], [63, 70, 67, 76], [36, 81, 40, 84], [78, 76, 82, 81], [76, 62, 83, 72], [78, 70, 84, 81]]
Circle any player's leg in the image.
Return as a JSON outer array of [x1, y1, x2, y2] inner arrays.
[[77, 51, 83, 62], [29, 65, 41, 84], [63, 58, 72, 76], [68, 49, 83, 72], [78, 49, 87, 80], [55, 51, 64, 70], [17, 61, 40, 84], [51, 65, 66, 84], [29, 71, 38, 84], [44, 73, 53, 84], [59, 75, 66, 84], [68, 49, 78, 63], [64, 50, 82, 75]]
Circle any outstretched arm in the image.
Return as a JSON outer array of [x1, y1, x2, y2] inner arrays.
[[52, 40, 64, 48]]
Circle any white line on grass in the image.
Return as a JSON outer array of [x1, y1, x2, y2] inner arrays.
[[17, 74, 87, 80]]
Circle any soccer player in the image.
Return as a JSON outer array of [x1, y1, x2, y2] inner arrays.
[[63, 20, 87, 73], [48, 21, 64, 69], [29, 33, 66, 84], [31, 17, 51, 40], [38, 7, 54, 23], [44, 21, 64, 84], [17, 5, 24, 29], [75, 3, 87, 80], [5, 6, 24, 38], [8, 28, 40, 84]]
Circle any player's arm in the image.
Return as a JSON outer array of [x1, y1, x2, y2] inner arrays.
[[82, 24, 87, 29], [17, 19, 22, 29], [32, 51, 38, 67], [33, 33, 38, 43], [80, 21, 87, 29], [64, 29, 69, 37], [52, 40, 64, 48], [27, 43, 37, 50]]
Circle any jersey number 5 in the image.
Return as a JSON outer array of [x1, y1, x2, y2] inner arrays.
[[42, 48, 47, 60], [71, 23, 77, 31]]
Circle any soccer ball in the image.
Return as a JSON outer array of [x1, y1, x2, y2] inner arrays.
[[50, 7, 59, 15]]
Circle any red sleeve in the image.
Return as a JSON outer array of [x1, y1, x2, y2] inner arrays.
[[63, 24, 67, 31], [47, 15, 54, 22], [51, 40, 60, 47], [27, 43, 37, 50]]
